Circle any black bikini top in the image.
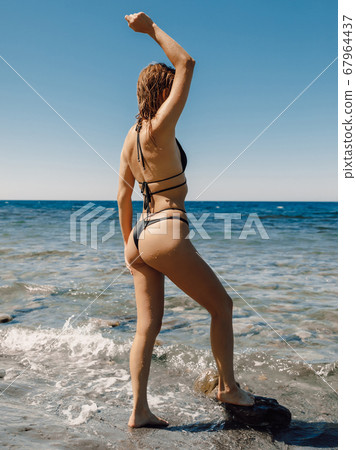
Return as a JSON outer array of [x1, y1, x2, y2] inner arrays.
[[135, 122, 187, 214]]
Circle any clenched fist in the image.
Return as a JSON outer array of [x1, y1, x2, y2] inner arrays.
[[124, 12, 154, 34]]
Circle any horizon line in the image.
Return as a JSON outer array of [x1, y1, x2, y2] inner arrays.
[[0, 199, 338, 203]]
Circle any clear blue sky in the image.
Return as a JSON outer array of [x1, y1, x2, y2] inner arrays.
[[0, 0, 337, 201]]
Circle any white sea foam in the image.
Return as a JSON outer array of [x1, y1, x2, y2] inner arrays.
[[87, 372, 130, 394], [62, 402, 98, 425], [0, 282, 57, 295], [23, 283, 57, 294], [0, 319, 131, 364]]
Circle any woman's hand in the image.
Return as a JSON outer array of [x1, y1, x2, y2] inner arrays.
[[124, 12, 154, 34]]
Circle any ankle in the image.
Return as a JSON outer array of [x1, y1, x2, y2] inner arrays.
[[218, 381, 238, 393], [132, 405, 150, 415]]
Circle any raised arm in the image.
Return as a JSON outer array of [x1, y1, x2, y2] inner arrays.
[[125, 12, 195, 133]]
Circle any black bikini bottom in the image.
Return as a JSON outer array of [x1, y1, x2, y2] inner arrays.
[[133, 208, 189, 250]]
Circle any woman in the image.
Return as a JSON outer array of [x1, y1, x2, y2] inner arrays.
[[118, 12, 255, 429]]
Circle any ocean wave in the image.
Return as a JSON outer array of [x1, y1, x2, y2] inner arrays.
[[0, 322, 337, 386], [237, 352, 338, 379], [152, 345, 338, 381], [0, 282, 57, 295], [0, 318, 130, 363]]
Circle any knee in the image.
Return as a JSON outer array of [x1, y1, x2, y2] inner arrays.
[[210, 295, 233, 318], [137, 318, 162, 339]]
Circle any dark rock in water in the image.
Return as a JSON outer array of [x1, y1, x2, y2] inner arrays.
[[0, 314, 13, 323], [221, 395, 292, 429], [89, 318, 120, 328], [194, 370, 291, 429], [194, 369, 219, 395]]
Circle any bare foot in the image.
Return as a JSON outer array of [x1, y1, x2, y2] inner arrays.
[[128, 410, 169, 428], [216, 384, 255, 407]]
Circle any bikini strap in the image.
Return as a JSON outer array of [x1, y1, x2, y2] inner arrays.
[[152, 207, 187, 214], [140, 168, 185, 185], [150, 180, 187, 196], [136, 122, 145, 170], [143, 216, 189, 230], [140, 181, 152, 213]]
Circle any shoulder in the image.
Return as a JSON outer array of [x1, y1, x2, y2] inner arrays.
[[126, 123, 137, 138], [120, 124, 137, 158], [124, 123, 138, 144]]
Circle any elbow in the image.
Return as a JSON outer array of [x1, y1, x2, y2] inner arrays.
[[186, 57, 196, 68], [177, 56, 196, 70], [117, 192, 130, 207]]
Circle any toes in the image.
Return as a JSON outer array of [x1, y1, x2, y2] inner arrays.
[[157, 418, 169, 426]]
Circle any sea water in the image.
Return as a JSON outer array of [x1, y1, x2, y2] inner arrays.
[[0, 201, 337, 448]]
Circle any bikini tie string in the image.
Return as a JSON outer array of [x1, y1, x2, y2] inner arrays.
[[135, 122, 145, 169], [141, 181, 152, 215]]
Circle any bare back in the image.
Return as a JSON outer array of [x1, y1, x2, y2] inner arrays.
[[123, 122, 188, 213]]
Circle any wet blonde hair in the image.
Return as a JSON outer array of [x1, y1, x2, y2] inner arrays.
[[136, 62, 175, 142]]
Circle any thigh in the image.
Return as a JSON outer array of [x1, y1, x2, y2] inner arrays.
[[125, 226, 165, 328], [132, 260, 165, 329], [138, 225, 231, 315]]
